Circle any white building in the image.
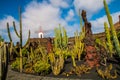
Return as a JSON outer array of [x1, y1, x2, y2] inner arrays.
[[38, 31, 44, 38], [38, 26, 44, 38]]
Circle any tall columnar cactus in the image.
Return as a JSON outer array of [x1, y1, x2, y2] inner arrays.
[[104, 22, 114, 57], [74, 30, 84, 61], [103, 0, 120, 56], [73, 11, 85, 62], [71, 11, 85, 67], [7, 7, 30, 72], [7, 8, 30, 48], [54, 25, 68, 49]]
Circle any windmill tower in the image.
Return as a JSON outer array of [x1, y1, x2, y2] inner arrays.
[[38, 26, 44, 38]]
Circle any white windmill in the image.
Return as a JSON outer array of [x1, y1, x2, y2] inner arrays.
[[35, 26, 52, 38], [38, 27, 44, 38], [35, 26, 44, 38]]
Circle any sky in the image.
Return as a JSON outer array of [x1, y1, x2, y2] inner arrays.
[[0, 0, 120, 43]]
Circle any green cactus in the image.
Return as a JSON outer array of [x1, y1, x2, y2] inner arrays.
[[62, 27, 68, 48], [104, 22, 114, 57], [7, 8, 30, 48], [48, 49, 64, 75], [74, 30, 85, 61], [7, 7, 30, 72], [71, 50, 76, 67], [54, 25, 68, 49], [73, 11, 85, 62], [103, 0, 120, 56], [48, 25, 68, 75]]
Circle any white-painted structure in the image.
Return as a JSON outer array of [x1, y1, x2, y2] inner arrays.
[[38, 32, 44, 38], [37, 26, 44, 38]]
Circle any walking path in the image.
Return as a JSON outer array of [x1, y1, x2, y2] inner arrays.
[[6, 65, 86, 80]]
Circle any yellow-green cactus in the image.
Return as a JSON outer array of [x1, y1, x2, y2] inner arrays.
[[104, 22, 114, 57], [104, 0, 120, 56]]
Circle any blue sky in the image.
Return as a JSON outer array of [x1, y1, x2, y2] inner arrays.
[[0, 0, 120, 43]]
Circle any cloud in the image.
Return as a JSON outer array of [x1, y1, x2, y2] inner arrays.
[[1, 0, 118, 44], [0, 16, 19, 42], [73, 0, 112, 17], [0, 0, 75, 43], [0, 16, 17, 30], [22, 1, 68, 38], [49, 0, 69, 8], [65, 9, 75, 21], [91, 11, 120, 33]]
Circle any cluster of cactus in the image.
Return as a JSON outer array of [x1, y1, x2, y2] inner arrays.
[[96, 64, 117, 79], [11, 45, 51, 75], [71, 11, 85, 67], [74, 30, 85, 61], [48, 49, 64, 75], [62, 64, 91, 77], [54, 25, 68, 49], [47, 25, 68, 75], [95, 38, 107, 50], [25, 46, 50, 74], [48, 51, 64, 75], [104, 22, 114, 57], [7, 7, 30, 72], [103, 0, 120, 57]]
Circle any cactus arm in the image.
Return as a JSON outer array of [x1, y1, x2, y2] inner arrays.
[[59, 25, 62, 48], [13, 21, 20, 38], [103, 0, 120, 56], [62, 27, 68, 48], [23, 30, 31, 48], [7, 22, 12, 42]]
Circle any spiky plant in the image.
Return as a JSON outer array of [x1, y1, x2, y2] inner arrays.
[[104, 22, 114, 57], [96, 64, 117, 79], [103, 0, 120, 57], [7, 7, 30, 72]]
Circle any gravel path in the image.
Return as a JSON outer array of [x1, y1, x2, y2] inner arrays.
[[6, 66, 92, 80]]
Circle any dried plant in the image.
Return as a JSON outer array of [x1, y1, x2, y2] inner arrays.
[[62, 64, 91, 77], [96, 64, 117, 79]]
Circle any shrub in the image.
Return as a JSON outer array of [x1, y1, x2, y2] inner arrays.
[[33, 60, 51, 75]]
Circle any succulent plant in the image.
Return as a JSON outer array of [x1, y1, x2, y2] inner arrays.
[[104, 0, 120, 57], [104, 22, 114, 57], [7, 7, 30, 72]]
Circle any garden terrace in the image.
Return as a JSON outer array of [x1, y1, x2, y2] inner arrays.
[[28, 17, 120, 49]]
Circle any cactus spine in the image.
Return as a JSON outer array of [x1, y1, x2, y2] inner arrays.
[[103, 0, 120, 56], [7, 7, 30, 72], [104, 22, 114, 57]]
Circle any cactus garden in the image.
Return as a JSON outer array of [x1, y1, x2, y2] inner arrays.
[[0, 0, 120, 80]]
